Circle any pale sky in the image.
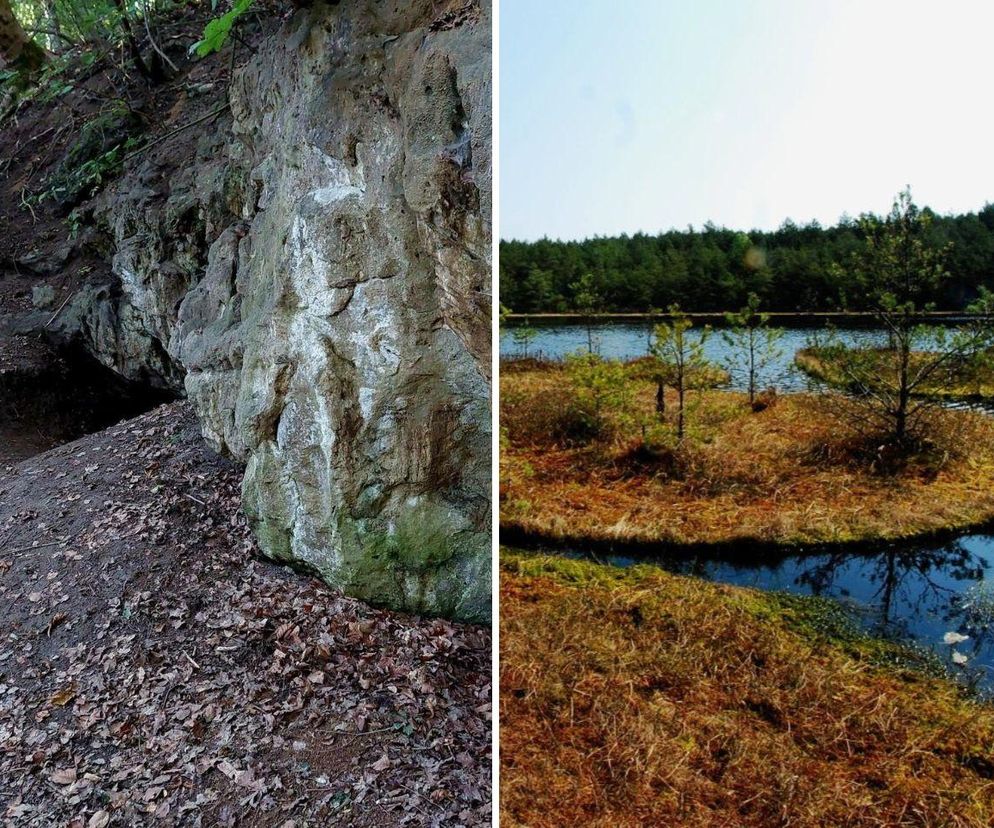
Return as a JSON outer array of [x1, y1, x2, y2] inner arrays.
[[500, 0, 994, 241]]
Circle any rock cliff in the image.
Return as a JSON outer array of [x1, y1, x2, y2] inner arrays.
[[7, 0, 492, 621]]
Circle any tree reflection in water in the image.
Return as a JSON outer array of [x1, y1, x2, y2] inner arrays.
[[562, 532, 994, 692], [796, 541, 981, 629], [772, 538, 994, 690]]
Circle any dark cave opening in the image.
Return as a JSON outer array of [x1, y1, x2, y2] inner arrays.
[[0, 338, 178, 465]]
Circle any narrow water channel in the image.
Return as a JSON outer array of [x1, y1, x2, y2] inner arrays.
[[502, 320, 994, 694], [507, 533, 994, 694]]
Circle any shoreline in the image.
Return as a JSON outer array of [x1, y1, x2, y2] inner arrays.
[[500, 548, 994, 826], [504, 310, 983, 323], [499, 514, 994, 564], [501, 376, 994, 550]]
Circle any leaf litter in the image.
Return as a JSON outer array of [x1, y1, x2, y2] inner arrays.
[[0, 402, 491, 826]]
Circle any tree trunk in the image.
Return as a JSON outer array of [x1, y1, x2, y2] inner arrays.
[[748, 333, 756, 405], [41, 0, 61, 53], [0, 0, 46, 70], [655, 381, 665, 415], [895, 406, 906, 441], [895, 336, 910, 441], [111, 0, 159, 82]]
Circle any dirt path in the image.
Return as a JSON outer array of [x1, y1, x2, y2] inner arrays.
[[0, 402, 491, 826]]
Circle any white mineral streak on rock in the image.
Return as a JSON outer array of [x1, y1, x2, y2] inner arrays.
[[70, 1, 492, 622], [310, 146, 365, 205], [346, 280, 400, 421]]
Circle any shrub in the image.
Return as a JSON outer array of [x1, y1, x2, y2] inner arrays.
[[564, 352, 632, 439], [500, 383, 602, 448], [42, 102, 142, 209]]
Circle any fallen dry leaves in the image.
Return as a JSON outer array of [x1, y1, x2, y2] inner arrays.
[[0, 402, 491, 826]]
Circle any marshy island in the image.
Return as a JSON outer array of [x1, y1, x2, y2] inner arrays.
[[499, 192, 994, 827]]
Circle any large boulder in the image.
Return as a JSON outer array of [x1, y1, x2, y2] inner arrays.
[[65, 0, 492, 621]]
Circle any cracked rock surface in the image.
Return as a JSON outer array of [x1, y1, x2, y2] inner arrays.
[[18, 0, 492, 621]]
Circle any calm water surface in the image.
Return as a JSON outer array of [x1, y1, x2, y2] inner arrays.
[[502, 320, 994, 693], [510, 535, 994, 694], [501, 321, 993, 401], [500, 322, 886, 392]]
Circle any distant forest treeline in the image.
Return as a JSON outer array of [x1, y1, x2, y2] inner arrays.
[[500, 205, 994, 313]]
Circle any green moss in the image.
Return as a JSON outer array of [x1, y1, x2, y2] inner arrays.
[[339, 505, 488, 620], [502, 547, 653, 588], [385, 505, 464, 571], [243, 447, 489, 621], [241, 448, 294, 560], [753, 591, 948, 678]]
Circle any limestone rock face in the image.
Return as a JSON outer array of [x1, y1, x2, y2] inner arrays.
[[65, 1, 492, 621], [64, 119, 241, 391]]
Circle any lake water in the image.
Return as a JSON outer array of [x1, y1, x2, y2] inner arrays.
[[501, 320, 994, 694], [501, 321, 964, 395], [508, 534, 994, 694]]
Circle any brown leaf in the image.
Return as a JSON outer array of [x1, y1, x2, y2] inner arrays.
[[49, 767, 77, 785], [88, 811, 110, 828], [49, 686, 76, 707], [45, 612, 68, 636]]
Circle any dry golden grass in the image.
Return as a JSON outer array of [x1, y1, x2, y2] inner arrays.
[[500, 370, 994, 546], [796, 347, 994, 399], [500, 552, 994, 828]]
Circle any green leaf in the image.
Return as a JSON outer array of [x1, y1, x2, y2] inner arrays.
[[193, 0, 253, 58]]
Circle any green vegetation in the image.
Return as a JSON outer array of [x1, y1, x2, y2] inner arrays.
[[501, 550, 994, 827], [649, 305, 716, 440], [2, 0, 253, 95], [9, 0, 172, 53], [796, 345, 994, 400], [191, 0, 251, 57], [569, 271, 603, 352], [721, 292, 784, 406], [2, 0, 257, 207], [2, 0, 46, 70], [509, 316, 538, 358], [500, 198, 994, 314], [41, 100, 143, 207], [562, 352, 633, 440], [500, 355, 731, 452], [814, 191, 994, 441]]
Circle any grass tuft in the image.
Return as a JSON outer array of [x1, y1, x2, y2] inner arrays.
[[500, 550, 994, 828], [500, 369, 994, 546]]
